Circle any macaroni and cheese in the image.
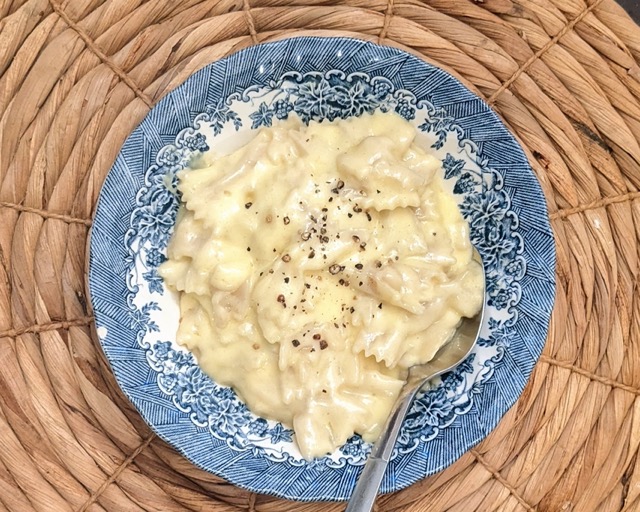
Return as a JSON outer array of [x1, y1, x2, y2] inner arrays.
[[159, 112, 484, 458]]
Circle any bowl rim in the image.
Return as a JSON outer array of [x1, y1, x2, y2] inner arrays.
[[88, 35, 556, 501]]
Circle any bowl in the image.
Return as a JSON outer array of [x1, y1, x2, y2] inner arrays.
[[88, 36, 556, 501]]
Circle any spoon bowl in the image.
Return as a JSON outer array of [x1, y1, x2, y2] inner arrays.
[[346, 247, 486, 512]]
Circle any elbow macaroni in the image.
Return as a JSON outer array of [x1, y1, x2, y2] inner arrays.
[[159, 112, 484, 458]]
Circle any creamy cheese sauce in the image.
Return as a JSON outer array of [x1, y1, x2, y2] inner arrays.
[[159, 112, 484, 458]]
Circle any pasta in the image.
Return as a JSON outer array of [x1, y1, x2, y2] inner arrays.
[[159, 112, 484, 458]]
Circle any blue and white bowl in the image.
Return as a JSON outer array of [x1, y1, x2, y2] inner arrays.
[[89, 36, 556, 501]]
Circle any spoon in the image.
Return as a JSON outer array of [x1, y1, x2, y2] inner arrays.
[[345, 247, 485, 512]]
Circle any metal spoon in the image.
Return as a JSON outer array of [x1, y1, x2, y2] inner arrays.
[[345, 248, 485, 512]]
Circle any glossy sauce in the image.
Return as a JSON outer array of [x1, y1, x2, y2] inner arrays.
[[159, 112, 484, 458]]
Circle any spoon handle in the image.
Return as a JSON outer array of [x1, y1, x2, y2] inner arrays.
[[343, 455, 388, 512], [345, 390, 419, 512]]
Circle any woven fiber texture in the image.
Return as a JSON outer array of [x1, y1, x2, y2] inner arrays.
[[1, 0, 640, 510]]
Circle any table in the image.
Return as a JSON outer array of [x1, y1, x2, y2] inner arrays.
[[1, 1, 639, 511]]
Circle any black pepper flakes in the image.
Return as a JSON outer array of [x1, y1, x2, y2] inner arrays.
[[355, 263, 363, 270], [284, 277, 290, 283], [329, 264, 342, 275], [352, 235, 360, 243], [245, 202, 253, 209], [308, 250, 316, 259], [366, 211, 372, 222], [301, 231, 311, 241], [282, 254, 291, 263], [359, 242, 367, 251], [353, 206, 362, 213], [331, 180, 345, 194], [378, 303, 383, 309], [292, 339, 300, 347], [347, 213, 353, 218], [266, 214, 272, 223], [321, 236, 329, 243], [376, 261, 382, 268], [247, 247, 251, 252], [313, 333, 321, 340], [319, 340, 328, 350], [310, 215, 317, 223], [283, 216, 290, 225], [321, 207, 328, 212], [277, 294, 285, 303], [320, 227, 327, 235]]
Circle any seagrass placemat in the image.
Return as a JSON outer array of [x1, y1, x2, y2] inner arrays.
[[1, 0, 640, 510]]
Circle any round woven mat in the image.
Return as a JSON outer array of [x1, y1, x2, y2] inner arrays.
[[1, 0, 640, 510]]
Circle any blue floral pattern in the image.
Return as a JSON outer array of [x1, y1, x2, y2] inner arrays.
[[149, 341, 294, 453], [202, 99, 242, 135], [236, 72, 419, 125], [90, 37, 555, 501]]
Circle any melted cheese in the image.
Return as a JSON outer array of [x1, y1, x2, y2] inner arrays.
[[159, 112, 483, 458]]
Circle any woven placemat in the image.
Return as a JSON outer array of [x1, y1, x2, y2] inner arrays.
[[1, 0, 640, 510]]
